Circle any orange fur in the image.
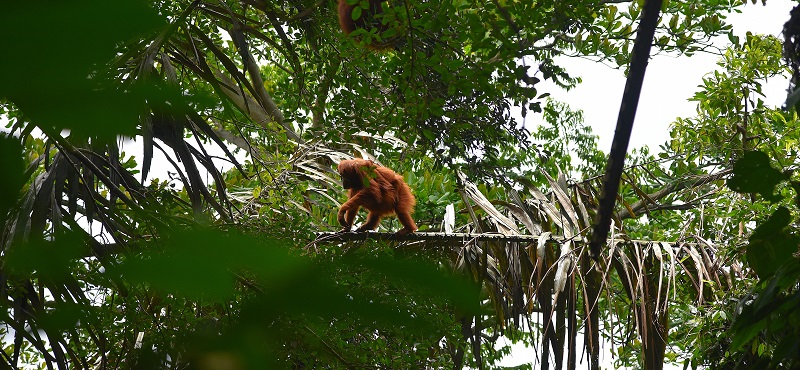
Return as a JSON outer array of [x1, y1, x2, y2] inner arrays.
[[337, 0, 395, 50], [337, 159, 417, 235], [338, 0, 383, 34]]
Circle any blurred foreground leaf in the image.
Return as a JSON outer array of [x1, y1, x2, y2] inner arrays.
[[0, 135, 24, 227], [0, 0, 165, 139], [104, 227, 479, 367]]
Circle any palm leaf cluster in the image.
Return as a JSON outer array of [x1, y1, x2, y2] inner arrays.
[[438, 170, 738, 369]]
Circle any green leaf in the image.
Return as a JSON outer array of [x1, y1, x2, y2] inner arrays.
[[726, 151, 786, 202], [110, 229, 300, 301], [351, 6, 362, 21], [5, 231, 86, 280], [0, 135, 24, 227], [746, 207, 800, 278], [382, 27, 397, 38], [730, 317, 768, 351], [669, 14, 679, 29], [39, 303, 86, 332], [0, 1, 165, 140]]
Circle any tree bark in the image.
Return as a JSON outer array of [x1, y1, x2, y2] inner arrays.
[[589, 0, 663, 259]]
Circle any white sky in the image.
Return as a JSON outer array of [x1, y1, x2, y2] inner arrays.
[[541, 0, 794, 154]]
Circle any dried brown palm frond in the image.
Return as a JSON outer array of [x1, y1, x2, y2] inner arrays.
[[421, 165, 744, 370]]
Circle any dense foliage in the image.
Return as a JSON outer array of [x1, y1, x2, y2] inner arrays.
[[1, 0, 798, 369]]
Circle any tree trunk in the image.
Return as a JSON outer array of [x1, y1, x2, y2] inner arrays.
[[580, 252, 601, 370], [641, 260, 668, 370]]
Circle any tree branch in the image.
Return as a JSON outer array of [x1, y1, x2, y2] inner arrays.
[[616, 169, 732, 220], [214, 69, 301, 142], [311, 231, 720, 250], [590, 0, 663, 259]]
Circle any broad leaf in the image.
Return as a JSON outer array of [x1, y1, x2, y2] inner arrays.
[[727, 151, 786, 202]]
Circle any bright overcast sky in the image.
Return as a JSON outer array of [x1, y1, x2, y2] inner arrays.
[[539, 0, 795, 154]]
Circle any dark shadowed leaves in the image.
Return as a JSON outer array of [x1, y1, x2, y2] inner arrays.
[[366, 256, 480, 313], [746, 207, 800, 279], [5, 231, 87, 281], [111, 227, 480, 312], [730, 261, 800, 354], [0, 135, 24, 227], [110, 229, 302, 301], [727, 151, 787, 202], [728, 152, 799, 279], [108, 227, 479, 367], [0, 1, 165, 140], [38, 302, 88, 333]]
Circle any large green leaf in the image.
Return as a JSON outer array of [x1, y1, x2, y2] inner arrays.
[[0, 1, 165, 139], [727, 151, 786, 202], [746, 207, 800, 279]]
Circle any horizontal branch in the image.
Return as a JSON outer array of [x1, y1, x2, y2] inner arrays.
[[617, 169, 732, 220], [313, 232, 717, 249], [78, 233, 719, 258], [314, 231, 554, 244]]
